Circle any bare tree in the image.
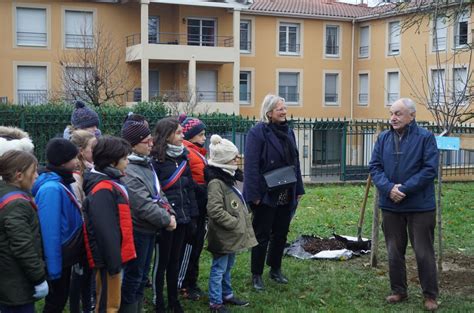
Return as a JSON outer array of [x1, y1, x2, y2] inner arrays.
[[386, 0, 473, 132], [162, 86, 211, 115], [59, 22, 135, 106]]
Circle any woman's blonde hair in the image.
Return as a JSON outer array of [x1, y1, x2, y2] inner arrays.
[[70, 129, 95, 173], [260, 94, 285, 123]]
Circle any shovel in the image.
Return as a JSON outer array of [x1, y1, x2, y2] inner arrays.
[[357, 174, 372, 242]]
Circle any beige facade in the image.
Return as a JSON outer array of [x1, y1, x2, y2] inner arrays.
[[0, 0, 472, 121]]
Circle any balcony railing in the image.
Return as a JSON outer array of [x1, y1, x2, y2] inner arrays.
[[65, 34, 94, 48], [387, 92, 399, 104], [239, 92, 251, 103], [432, 36, 446, 50], [127, 89, 233, 103], [325, 93, 338, 103], [278, 43, 301, 54], [454, 34, 468, 47], [279, 92, 299, 103], [17, 89, 48, 105], [359, 46, 369, 57], [388, 42, 400, 54], [17, 32, 47, 46], [325, 45, 340, 56], [240, 41, 252, 52], [126, 32, 233, 47], [358, 93, 368, 104]]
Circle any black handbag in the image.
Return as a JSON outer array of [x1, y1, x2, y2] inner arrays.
[[263, 165, 297, 190]]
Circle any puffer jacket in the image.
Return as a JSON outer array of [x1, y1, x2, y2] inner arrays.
[[122, 153, 173, 234], [32, 171, 83, 280], [183, 140, 208, 215], [151, 151, 198, 224], [82, 167, 136, 275], [205, 166, 257, 255], [0, 182, 46, 306]]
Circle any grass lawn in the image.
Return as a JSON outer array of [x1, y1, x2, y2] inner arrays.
[[37, 182, 474, 312]]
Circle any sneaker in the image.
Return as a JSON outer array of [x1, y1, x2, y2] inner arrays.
[[224, 296, 249, 307], [209, 304, 230, 313]]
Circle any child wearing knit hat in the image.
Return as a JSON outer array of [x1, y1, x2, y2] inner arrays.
[[205, 135, 257, 313], [177, 114, 208, 300], [63, 101, 101, 139]]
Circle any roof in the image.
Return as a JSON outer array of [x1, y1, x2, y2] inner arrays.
[[247, 0, 374, 19]]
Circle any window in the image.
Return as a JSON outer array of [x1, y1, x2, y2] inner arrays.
[[388, 21, 400, 55], [312, 129, 342, 166], [188, 18, 216, 47], [387, 71, 399, 105], [453, 67, 468, 104], [65, 10, 93, 48], [325, 25, 340, 57], [431, 69, 446, 104], [17, 66, 47, 105], [324, 73, 339, 105], [64, 67, 92, 102], [358, 73, 369, 105], [359, 26, 369, 58], [279, 23, 300, 54], [454, 10, 469, 48], [432, 16, 447, 51], [278, 72, 299, 103], [149, 70, 160, 100], [16, 7, 47, 47], [148, 16, 160, 44], [240, 20, 251, 52], [239, 71, 251, 104]]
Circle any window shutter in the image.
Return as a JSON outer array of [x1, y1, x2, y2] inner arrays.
[[16, 8, 47, 46]]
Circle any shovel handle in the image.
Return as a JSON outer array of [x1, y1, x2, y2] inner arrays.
[[357, 174, 372, 240]]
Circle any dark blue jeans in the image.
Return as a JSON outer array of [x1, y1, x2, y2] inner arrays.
[[0, 303, 34, 313], [121, 230, 156, 305], [69, 263, 94, 313]]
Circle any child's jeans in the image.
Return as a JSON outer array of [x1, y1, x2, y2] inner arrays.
[[208, 253, 235, 305]]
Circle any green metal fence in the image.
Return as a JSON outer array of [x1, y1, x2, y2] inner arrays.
[[1, 106, 473, 181]]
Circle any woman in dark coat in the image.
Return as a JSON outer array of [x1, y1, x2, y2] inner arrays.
[[243, 94, 305, 291]]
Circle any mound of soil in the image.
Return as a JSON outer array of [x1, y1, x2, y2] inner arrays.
[[302, 237, 346, 254]]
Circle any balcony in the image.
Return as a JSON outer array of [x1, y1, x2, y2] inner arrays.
[[278, 43, 301, 55], [17, 89, 48, 105], [325, 93, 338, 103], [127, 89, 233, 103], [126, 32, 237, 63], [279, 92, 299, 103], [325, 45, 340, 56]]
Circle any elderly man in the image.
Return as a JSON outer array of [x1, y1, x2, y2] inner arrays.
[[369, 98, 439, 311]]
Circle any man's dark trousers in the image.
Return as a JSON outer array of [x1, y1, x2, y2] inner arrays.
[[382, 210, 438, 299]]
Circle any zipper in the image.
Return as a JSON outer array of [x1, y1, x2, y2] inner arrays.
[[175, 160, 186, 221]]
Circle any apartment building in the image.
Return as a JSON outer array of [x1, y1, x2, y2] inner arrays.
[[0, 0, 472, 121]]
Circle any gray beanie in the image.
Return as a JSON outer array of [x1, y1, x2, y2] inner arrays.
[[71, 101, 99, 129]]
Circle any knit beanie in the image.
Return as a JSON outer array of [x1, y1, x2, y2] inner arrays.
[[208, 134, 239, 167], [46, 138, 79, 166], [121, 119, 151, 147], [179, 114, 206, 140], [71, 101, 100, 129]]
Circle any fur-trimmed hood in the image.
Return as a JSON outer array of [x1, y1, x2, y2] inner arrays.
[[0, 126, 34, 156]]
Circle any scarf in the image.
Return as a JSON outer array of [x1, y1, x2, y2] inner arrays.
[[268, 122, 297, 166], [207, 160, 238, 177], [46, 164, 76, 185], [166, 144, 184, 158]]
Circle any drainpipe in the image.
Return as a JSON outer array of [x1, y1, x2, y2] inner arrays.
[[350, 18, 355, 121]]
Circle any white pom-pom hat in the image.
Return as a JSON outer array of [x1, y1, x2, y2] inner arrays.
[[208, 134, 239, 166]]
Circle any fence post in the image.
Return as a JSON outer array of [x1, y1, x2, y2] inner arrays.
[[370, 122, 383, 267], [340, 121, 347, 181]]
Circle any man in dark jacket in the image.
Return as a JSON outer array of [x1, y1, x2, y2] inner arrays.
[[369, 98, 439, 311]]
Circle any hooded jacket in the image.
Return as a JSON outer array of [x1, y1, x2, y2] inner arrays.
[[32, 171, 83, 280], [82, 167, 136, 275], [122, 154, 173, 234], [183, 140, 208, 215], [205, 166, 257, 255], [0, 182, 46, 306], [369, 121, 439, 212], [0, 126, 34, 157]]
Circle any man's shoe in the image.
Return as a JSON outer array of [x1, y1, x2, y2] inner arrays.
[[269, 268, 288, 284], [424, 298, 438, 311], [209, 304, 230, 313], [252, 274, 264, 291], [386, 294, 408, 303], [224, 296, 249, 307], [170, 301, 184, 313]]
